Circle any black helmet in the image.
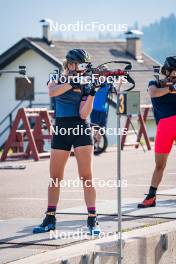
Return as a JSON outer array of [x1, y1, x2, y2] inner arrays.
[[66, 49, 91, 63], [161, 56, 176, 74]]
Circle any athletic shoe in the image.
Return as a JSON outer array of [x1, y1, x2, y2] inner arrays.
[[137, 196, 156, 208], [87, 214, 101, 236], [33, 212, 56, 233]]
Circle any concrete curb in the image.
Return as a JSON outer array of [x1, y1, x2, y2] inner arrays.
[[10, 220, 176, 264]]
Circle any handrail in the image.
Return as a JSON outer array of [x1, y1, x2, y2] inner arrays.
[[0, 100, 30, 126], [0, 124, 11, 138], [0, 92, 50, 140], [0, 100, 32, 141], [0, 92, 49, 127], [0, 92, 51, 149]]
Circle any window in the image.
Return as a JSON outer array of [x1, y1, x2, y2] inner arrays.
[[15, 77, 34, 100]]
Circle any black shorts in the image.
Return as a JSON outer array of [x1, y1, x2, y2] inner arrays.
[[51, 116, 93, 151]]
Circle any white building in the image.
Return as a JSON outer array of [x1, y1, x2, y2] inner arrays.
[[0, 22, 159, 147]]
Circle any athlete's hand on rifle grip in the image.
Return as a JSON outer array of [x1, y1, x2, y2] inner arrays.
[[159, 80, 173, 88], [89, 87, 96, 96], [70, 81, 82, 93]]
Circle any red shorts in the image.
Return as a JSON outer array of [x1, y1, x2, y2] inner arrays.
[[155, 115, 176, 154]]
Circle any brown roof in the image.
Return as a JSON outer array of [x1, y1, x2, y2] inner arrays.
[[0, 37, 160, 104]]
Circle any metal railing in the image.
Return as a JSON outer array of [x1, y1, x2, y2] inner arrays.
[[0, 92, 51, 141], [0, 100, 32, 138]]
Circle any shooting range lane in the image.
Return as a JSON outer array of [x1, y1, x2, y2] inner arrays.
[[0, 203, 174, 264], [1, 147, 176, 263], [0, 205, 172, 264]]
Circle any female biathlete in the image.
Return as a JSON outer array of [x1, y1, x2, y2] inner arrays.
[[33, 49, 101, 235], [138, 56, 176, 208]]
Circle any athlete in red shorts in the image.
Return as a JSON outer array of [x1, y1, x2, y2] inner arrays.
[[138, 56, 176, 208]]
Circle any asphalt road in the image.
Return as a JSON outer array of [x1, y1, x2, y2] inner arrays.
[[0, 146, 176, 219], [1, 146, 176, 263]]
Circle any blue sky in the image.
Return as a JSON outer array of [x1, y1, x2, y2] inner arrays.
[[0, 0, 176, 54]]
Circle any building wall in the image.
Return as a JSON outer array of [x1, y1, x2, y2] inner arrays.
[[0, 49, 58, 145], [0, 48, 156, 147]]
